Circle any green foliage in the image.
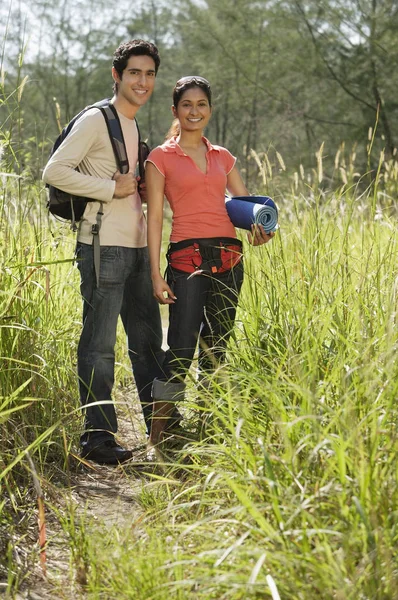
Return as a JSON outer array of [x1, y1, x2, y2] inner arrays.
[[3, 0, 398, 187], [3, 145, 398, 596], [51, 170, 398, 599], [2, 11, 398, 597]]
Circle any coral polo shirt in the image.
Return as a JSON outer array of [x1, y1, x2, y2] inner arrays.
[[147, 137, 237, 242]]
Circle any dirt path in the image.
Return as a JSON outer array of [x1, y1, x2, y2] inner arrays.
[[68, 388, 150, 523], [16, 386, 155, 600], [16, 322, 174, 598]]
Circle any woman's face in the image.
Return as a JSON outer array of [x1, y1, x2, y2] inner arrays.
[[173, 86, 212, 133]]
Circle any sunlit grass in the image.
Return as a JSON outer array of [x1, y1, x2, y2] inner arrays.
[[2, 43, 398, 597], [69, 205, 397, 597], [2, 153, 398, 597], [6, 176, 393, 599]]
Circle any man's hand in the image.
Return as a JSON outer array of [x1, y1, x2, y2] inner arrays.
[[112, 171, 138, 198], [247, 224, 276, 246], [152, 273, 177, 305]]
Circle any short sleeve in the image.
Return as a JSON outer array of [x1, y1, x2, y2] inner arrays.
[[219, 147, 236, 175], [146, 146, 166, 177]]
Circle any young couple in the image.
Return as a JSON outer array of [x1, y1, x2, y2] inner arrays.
[[43, 39, 274, 466]]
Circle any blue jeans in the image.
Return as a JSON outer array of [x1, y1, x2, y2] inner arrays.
[[161, 260, 244, 383], [76, 242, 164, 444]]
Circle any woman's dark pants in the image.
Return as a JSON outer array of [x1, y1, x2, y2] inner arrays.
[[160, 261, 244, 383]]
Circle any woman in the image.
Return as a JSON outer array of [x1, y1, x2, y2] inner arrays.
[[146, 75, 274, 445]]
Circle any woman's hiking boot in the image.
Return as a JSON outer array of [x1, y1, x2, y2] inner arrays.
[[149, 379, 186, 447]]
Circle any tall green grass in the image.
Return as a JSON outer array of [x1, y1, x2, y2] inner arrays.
[[54, 174, 397, 600], [1, 42, 398, 598], [0, 48, 83, 590]]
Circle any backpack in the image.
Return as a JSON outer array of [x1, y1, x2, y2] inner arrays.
[[46, 98, 150, 230]]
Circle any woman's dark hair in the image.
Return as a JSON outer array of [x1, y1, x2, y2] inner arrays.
[[172, 76, 212, 108], [166, 76, 212, 139], [112, 39, 160, 93]]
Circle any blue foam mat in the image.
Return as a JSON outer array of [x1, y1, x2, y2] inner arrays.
[[225, 195, 278, 232]]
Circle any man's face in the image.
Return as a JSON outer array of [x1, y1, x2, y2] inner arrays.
[[113, 55, 156, 108]]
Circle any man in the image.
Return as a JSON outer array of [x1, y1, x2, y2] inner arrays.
[[43, 40, 166, 465]]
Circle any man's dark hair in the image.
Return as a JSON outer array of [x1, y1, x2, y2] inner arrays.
[[112, 39, 160, 93]]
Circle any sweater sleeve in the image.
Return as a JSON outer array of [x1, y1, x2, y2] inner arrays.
[[42, 109, 115, 202]]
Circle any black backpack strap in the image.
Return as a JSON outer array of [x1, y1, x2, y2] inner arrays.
[[91, 100, 135, 287], [135, 119, 151, 182], [91, 101, 130, 287], [135, 119, 143, 180], [135, 117, 142, 145], [97, 103, 129, 175], [91, 201, 104, 288]]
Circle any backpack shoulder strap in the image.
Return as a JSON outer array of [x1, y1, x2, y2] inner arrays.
[[135, 118, 143, 181], [135, 118, 150, 181], [135, 117, 142, 147], [96, 101, 129, 175]]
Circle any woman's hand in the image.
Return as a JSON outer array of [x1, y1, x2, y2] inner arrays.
[[247, 224, 275, 246], [152, 273, 177, 304]]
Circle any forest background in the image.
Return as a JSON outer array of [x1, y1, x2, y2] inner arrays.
[[1, 0, 398, 598], [2, 0, 397, 186]]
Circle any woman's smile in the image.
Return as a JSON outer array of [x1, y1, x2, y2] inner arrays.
[[173, 87, 212, 131]]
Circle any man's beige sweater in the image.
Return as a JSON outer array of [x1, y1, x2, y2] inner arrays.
[[42, 107, 147, 247]]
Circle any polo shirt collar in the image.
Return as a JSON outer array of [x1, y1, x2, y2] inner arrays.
[[203, 137, 220, 152], [163, 136, 220, 154]]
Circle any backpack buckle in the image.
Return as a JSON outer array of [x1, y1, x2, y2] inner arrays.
[[91, 224, 99, 236]]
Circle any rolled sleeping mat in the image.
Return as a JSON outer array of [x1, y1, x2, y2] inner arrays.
[[225, 195, 278, 233]]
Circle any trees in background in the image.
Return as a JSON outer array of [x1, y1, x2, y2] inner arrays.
[[170, 0, 397, 181], [290, 0, 397, 158], [1, 0, 131, 177], [1, 0, 397, 185]]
